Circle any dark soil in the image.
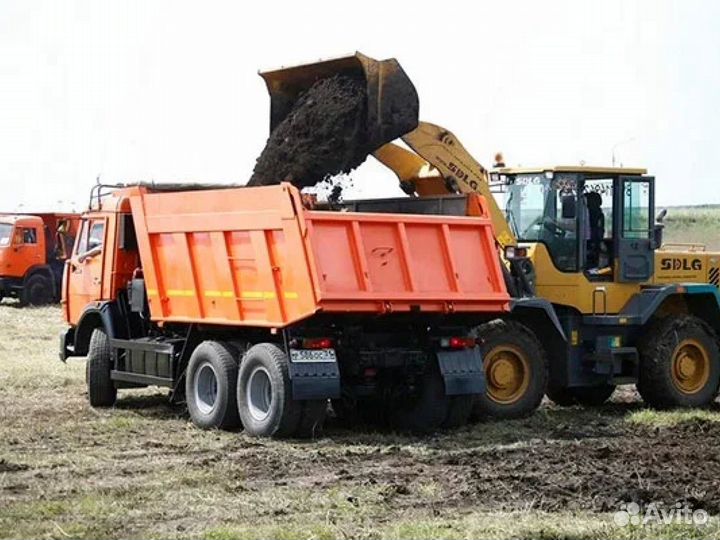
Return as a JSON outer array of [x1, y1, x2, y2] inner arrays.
[[248, 75, 370, 189]]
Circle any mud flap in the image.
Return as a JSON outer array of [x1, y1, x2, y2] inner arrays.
[[436, 348, 486, 395], [288, 355, 341, 400]]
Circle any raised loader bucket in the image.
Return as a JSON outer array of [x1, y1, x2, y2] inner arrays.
[[259, 52, 419, 150]]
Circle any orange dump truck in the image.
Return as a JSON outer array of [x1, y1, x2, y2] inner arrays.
[[59, 182, 547, 437], [0, 213, 79, 305]]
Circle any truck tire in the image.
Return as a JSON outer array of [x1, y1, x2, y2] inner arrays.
[[185, 341, 241, 430], [472, 320, 547, 419], [237, 343, 326, 438], [443, 395, 474, 429], [331, 398, 385, 428], [388, 366, 449, 433], [637, 315, 720, 408], [86, 328, 117, 407], [546, 383, 616, 406], [22, 274, 53, 306]]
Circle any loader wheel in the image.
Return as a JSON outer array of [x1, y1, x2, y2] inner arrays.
[[86, 328, 117, 407], [388, 366, 449, 433], [472, 320, 547, 419], [546, 383, 616, 406], [22, 274, 53, 306], [638, 316, 720, 408], [237, 343, 326, 438], [186, 341, 241, 430]]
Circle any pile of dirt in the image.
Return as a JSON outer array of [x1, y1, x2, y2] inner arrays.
[[248, 75, 370, 189]]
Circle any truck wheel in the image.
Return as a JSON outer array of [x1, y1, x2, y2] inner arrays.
[[443, 395, 474, 429], [388, 366, 449, 433], [237, 343, 326, 438], [185, 341, 241, 430], [86, 328, 117, 407], [638, 316, 720, 408], [22, 274, 53, 306], [472, 320, 547, 419], [546, 383, 616, 406]]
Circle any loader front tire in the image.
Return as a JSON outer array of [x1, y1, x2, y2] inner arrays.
[[638, 316, 720, 408], [86, 328, 117, 407], [237, 343, 326, 438], [472, 320, 547, 419]]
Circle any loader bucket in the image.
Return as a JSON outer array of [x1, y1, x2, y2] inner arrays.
[[259, 52, 419, 150]]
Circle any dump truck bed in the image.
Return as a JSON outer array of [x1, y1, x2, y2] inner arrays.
[[127, 183, 508, 327]]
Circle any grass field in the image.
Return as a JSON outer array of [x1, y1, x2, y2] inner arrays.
[[1, 306, 719, 540], [661, 205, 720, 251]]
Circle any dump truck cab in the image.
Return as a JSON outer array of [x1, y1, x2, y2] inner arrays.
[[0, 213, 79, 305]]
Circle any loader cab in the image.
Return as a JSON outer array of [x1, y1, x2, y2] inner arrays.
[[497, 166, 656, 284]]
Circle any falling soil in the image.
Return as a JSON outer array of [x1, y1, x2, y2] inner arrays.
[[248, 75, 370, 189]]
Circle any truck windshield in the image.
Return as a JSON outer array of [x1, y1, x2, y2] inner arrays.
[[0, 223, 12, 247], [504, 173, 580, 271]]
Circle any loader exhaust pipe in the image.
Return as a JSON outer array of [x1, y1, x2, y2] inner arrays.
[[259, 52, 419, 150]]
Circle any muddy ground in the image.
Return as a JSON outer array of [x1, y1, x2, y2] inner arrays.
[[1, 306, 719, 539], [248, 75, 369, 190]]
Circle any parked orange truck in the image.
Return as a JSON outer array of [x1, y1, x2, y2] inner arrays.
[[59, 182, 552, 437], [0, 213, 79, 305]]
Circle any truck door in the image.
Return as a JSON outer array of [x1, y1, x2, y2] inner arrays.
[[66, 218, 107, 323], [614, 176, 655, 282]]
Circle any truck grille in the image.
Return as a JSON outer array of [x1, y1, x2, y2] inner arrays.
[[710, 266, 720, 287]]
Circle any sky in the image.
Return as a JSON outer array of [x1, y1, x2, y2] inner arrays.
[[0, 0, 718, 212]]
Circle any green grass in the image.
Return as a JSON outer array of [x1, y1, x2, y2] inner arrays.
[[626, 408, 720, 428], [662, 205, 720, 251]]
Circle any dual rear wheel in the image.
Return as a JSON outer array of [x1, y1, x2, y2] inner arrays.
[[185, 342, 326, 438]]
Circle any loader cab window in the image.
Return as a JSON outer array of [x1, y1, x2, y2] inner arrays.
[[583, 179, 613, 270], [505, 173, 579, 272], [622, 180, 651, 239]]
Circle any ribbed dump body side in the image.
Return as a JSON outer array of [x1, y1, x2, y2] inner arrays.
[[304, 207, 509, 314]]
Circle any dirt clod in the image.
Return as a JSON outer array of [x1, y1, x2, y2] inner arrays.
[[248, 75, 369, 189]]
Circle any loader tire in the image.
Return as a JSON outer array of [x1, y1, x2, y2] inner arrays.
[[86, 328, 117, 407], [472, 320, 547, 419], [388, 366, 449, 434], [637, 315, 720, 408], [546, 384, 616, 407], [22, 274, 53, 306], [237, 343, 326, 438], [186, 341, 241, 430]]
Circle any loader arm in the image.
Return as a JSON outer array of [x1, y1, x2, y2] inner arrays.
[[373, 121, 517, 248]]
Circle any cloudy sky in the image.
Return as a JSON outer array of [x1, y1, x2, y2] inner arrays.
[[0, 0, 718, 211]]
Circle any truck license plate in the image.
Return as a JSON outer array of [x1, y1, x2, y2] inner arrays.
[[290, 349, 337, 363]]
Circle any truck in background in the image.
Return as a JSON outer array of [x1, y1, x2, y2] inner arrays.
[[0, 213, 80, 305]]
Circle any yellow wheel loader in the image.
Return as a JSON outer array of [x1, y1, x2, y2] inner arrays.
[[374, 122, 720, 412]]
